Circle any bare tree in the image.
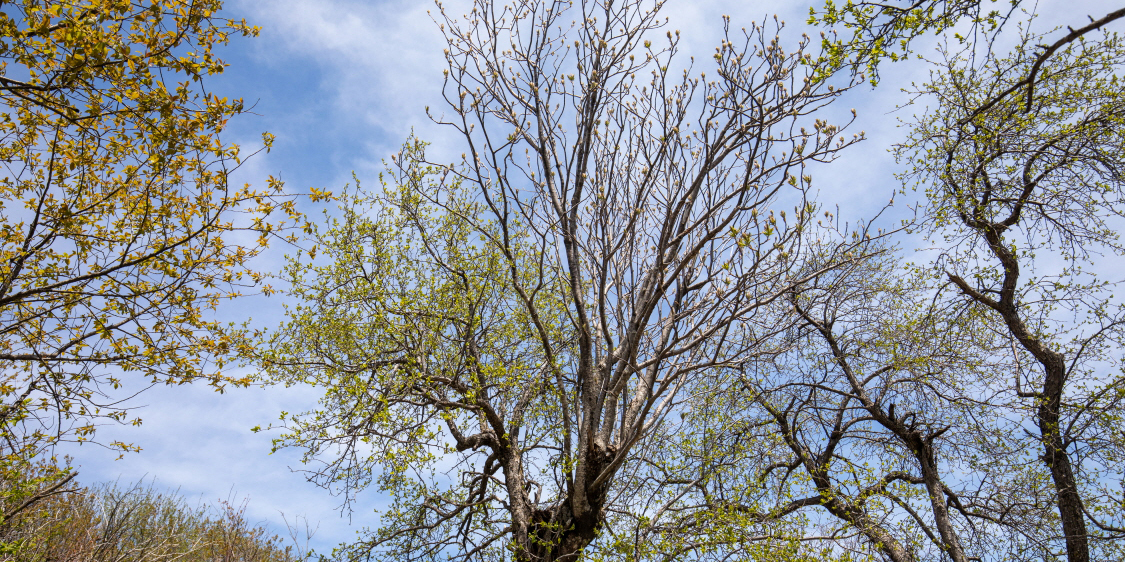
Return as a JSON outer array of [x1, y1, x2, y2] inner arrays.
[[252, 1, 864, 560]]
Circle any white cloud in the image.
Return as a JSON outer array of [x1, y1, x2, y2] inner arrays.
[[238, 0, 450, 169]]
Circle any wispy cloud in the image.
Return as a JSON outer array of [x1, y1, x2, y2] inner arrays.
[[238, 0, 449, 174]]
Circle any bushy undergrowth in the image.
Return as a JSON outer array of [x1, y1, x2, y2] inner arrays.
[[0, 458, 318, 562]]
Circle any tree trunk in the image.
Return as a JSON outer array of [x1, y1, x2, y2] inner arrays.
[[517, 440, 614, 562], [952, 225, 1090, 562], [1034, 350, 1089, 562]]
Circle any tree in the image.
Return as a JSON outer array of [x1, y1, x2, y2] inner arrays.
[[0, 0, 294, 457], [252, 1, 866, 560], [685, 8, 1125, 561], [897, 24, 1125, 562], [733, 243, 1082, 562], [751, 253, 989, 562]]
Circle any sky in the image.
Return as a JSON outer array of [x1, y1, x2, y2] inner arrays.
[[51, 0, 1114, 556]]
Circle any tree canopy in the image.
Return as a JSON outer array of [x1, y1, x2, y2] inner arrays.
[[0, 0, 295, 457]]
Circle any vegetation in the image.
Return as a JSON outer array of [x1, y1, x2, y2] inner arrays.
[[0, 462, 317, 561], [0, 0, 299, 556], [894, 24, 1125, 561], [251, 0, 873, 559], [0, 0, 296, 455], [2, 0, 1123, 561]]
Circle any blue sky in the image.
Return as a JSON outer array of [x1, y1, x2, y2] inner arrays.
[[53, 0, 1110, 555]]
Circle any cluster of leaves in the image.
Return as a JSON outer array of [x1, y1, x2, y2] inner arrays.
[[808, 0, 1022, 83], [0, 0, 298, 455]]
